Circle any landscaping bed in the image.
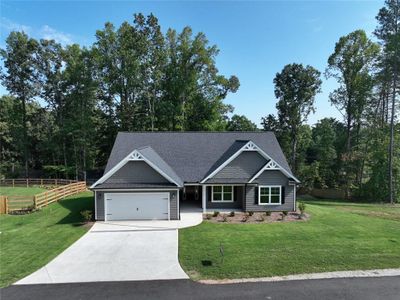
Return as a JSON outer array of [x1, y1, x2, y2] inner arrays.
[[203, 211, 309, 223]]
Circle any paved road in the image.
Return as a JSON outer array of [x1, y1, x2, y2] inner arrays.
[[2, 276, 400, 300]]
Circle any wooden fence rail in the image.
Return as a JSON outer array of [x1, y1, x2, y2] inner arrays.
[[0, 178, 78, 187], [0, 181, 87, 214], [34, 182, 87, 209]]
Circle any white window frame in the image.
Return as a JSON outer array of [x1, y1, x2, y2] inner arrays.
[[211, 185, 234, 203], [258, 185, 282, 205]]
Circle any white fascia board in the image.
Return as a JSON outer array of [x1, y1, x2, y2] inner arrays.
[[200, 140, 300, 184], [90, 149, 182, 189]]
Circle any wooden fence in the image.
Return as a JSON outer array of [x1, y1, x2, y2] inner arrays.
[[0, 178, 78, 187], [0, 181, 87, 214]]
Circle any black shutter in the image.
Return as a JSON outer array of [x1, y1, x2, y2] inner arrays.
[[281, 186, 285, 204], [254, 186, 258, 205]]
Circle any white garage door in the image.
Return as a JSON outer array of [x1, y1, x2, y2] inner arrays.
[[105, 193, 169, 221]]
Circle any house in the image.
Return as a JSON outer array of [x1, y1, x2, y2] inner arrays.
[[90, 132, 300, 221]]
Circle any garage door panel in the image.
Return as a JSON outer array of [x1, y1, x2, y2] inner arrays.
[[105, 193, 169, 221]]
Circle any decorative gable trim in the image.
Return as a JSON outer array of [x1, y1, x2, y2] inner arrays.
[[201, 140, 300, 183], [248, 158, 299, 183], [90, 149, 182, 188]]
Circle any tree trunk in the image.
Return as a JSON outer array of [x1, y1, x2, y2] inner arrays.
[[21, 96, 29, 178], [388, 73, 397, 204], [291, 131, 297, 173]]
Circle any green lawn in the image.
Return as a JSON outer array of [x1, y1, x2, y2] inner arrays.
[[0, 191, 93, 287], [179, 200, 400, 280], [0, 186, 47, 196]]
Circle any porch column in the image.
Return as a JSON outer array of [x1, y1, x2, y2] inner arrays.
[[202, 185, 206, 213]]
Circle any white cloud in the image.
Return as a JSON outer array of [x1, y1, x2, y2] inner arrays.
[[0, 17, 31, 33], [39, 25, 73, 45], [1, 18, 74, 45]]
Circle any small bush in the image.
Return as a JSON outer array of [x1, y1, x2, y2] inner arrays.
[[205, 214, 212, 220], [80, 210, 93, 223], [241, 215, 249, 222], [213, 211, 220, 217], [222, 214, 228, 222], [298, 202, 306, 214], [265, 211, 271, 216], [248, 211, 254, 216], [281, 211, 288, 221], [282, 211, 288, 216], [229, 211, 235, 217]]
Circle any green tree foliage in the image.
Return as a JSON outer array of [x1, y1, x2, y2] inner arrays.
[[325, 30, 380, 198], [0, 14, 240, 179], [273, 63, 322, 172], [374, 0, 400, 204], [0, 32, 40, 176], [227, 114, 258, 131]]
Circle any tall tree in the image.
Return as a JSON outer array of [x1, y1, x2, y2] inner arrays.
[[273, 63, 322, 172], [325, 30, 379, 197], [374, 0, 400, 204], [0, 32, 40, 177], [227, 114, 258, 131]]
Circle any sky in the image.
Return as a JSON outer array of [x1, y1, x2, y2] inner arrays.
[[0, 0, 383, 126]]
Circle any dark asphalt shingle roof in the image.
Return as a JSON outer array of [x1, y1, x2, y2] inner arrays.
[[137, 146, 184, 186], [104, 132, 294, 183]]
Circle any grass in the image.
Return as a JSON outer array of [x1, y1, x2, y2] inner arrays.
[[179, 200, 400, 280], [0, 191, 93, 287], [0, 186, 47, 196]]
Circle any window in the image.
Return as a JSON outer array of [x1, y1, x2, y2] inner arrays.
[[212, 186, 234, 202], [258, 186, 281, 205]]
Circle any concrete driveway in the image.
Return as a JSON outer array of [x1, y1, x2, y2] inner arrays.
[[16, 212, 202, 284]]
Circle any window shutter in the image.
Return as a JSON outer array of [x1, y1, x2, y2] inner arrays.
[[254, 186, 258, 205], [281, 186, 285, 204]]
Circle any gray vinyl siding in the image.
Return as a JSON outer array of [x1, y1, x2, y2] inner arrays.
[[95, 191, 105, 221], [206, 186, 244, 209], [103, 161, 170, 184], [95, 190, 179, 220], [206, 152, 267, 183], [245, 170, 295, 212]]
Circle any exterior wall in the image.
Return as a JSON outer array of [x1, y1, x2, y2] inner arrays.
[[95, 190, 179, 220], [206, 186, 244, 209], [104, 161, 169, 184], [245, 170, 295, 212], [206, 152, 267, 183]]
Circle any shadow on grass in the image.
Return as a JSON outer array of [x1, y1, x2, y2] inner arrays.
[[56, 194, 94, 225]]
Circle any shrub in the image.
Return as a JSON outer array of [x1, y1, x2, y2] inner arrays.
[[205, 214, 212, 220], [229, 211, 235, 217], [222, 214, 228, 222], [213, 211, 220, 217], [298, 202, 306, 214], [80, 210, 93, 223], [248, 211, 254, 216], [282, 211, 288, 216], [241, 215, 249, 222], [265, 211, 271, 216]]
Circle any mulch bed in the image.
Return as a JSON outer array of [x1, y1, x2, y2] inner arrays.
[[203, 211, 310, 223]]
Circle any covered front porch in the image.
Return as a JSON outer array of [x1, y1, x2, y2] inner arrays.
[[179, 184, 246, 213]]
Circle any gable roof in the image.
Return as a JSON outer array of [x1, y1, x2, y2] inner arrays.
[[102, 132, 297, 184], [91, 146, 183, 188]]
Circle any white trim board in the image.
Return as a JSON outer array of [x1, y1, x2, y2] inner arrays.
[[201, 140, 300, 184], [90, 149, 182, 188]]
